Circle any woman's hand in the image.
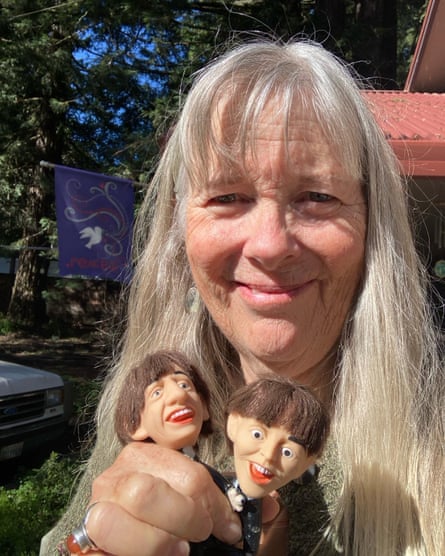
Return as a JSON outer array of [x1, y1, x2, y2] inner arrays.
[[76, 442, 243, 556], [258, 494, 289, 556]]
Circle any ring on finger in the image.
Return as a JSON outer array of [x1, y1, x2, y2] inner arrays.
[[63, 502, 100, 554]]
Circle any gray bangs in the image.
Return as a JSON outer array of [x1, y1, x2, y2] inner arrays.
[[173, 41, 369, 205]]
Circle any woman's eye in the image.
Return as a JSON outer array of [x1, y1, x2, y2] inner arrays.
[[151, 388, 162, 398], [251, 429, 263, 440], [308, 191, 334, 202], [211, 193, 238, 204], [282, 447, 294, 458], [178, 380, 191, 390], [293, 191, 341, 218]]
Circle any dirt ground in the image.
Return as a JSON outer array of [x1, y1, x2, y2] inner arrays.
[[0, 332, 108, 379]]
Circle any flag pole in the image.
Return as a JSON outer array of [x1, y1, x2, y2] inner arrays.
[[40, 160, 55, 169], [39, 160, 147, 189]]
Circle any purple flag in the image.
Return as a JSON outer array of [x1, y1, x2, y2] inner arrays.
[[55, 165, 134, 282]]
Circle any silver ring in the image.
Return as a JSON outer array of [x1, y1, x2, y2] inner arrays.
[[66, 502, 99, 553]]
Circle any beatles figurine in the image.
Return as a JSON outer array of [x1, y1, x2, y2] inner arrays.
[[223, 376, 330, 554], [114, 351, 330, 555]]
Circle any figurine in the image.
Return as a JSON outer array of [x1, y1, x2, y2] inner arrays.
[[224, 376, 330, 554], [115, 350, 249, 554], [115, 349, 212, 451], [114, 352, 330, 555], [227, 375, 330, 498]]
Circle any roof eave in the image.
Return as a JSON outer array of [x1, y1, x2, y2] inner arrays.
[[389, 139, 445, 176]]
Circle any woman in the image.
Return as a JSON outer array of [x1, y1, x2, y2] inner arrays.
[[42, 39, 444, 555]]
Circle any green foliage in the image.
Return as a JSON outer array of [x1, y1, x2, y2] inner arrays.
[[397, 0, 428, 84], [0, 0, 429, 326], [0, 312, 16, 334], [66, 373, 102, 428], [0, 453, 80, 555]]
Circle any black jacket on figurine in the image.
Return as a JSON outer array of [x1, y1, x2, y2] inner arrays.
[[189, 465, 262, 556]]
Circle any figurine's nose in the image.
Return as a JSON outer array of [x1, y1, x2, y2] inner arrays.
[[259, 439, 279, 465], [164, 381, 188, 404]]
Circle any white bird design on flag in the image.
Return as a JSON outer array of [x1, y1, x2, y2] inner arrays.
[[79, 226, 103, 249]]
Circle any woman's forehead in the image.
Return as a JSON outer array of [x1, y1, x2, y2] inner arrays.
[[180, 87, 363, 195], [199, 115, 348, 184], [212, 91, 310, 139]]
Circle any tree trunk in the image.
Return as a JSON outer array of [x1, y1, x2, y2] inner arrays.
[[354, 0, 398, 86], [316, 0, 346, 39], [8, 169, 49, 329]]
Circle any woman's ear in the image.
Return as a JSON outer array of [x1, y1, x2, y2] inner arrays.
[[130, 424, 150, 441], [226, 412, 241, 442]]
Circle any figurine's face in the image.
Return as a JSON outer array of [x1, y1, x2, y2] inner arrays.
[[131, 370, 209, 450], [227, 413, 315, 498]]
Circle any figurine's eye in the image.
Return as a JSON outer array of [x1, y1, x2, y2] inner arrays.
[[282, 447, 294, 458], [151, 387, 163, 399], [251, 429, 264, 440], [178, 380, 190, 389]]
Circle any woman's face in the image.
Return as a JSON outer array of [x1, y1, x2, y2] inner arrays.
[[185, 97, 367, 384]]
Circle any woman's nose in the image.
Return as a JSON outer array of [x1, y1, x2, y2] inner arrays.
[[243, 204, 298, 269]]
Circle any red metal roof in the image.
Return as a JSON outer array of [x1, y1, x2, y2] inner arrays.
[[363, 90, 445, 177]]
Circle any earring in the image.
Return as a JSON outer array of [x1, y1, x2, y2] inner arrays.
[[185, 286, 200, 314]]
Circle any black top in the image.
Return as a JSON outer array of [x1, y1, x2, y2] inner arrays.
[[189, 464, 262, 556]]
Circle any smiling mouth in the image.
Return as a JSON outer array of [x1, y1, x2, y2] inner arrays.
[[167, 407, 195, 424], [249, 462, 275, 484], [235, 280, 313, 295], [233, 281, 314, 308]]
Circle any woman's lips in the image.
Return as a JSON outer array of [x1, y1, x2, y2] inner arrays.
[[167, 407, 194, 424], [234, 280, 313, 306]]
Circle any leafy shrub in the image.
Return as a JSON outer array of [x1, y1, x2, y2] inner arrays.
[[65, 374, 102, 423], [0, 312, 15, 334], [0, 452, 80, 555]]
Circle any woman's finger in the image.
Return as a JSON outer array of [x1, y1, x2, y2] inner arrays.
[[258, 495, 289, 556], [91, 442, 242, 546], [84, 501, 190, 556], [92, 472, 214, 542]]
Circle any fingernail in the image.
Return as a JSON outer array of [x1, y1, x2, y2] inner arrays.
[[225, 520, 243, 544], [175, 540, 190, 555]]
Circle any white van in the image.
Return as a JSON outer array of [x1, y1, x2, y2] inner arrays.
[[0, 360, 73, 461]]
